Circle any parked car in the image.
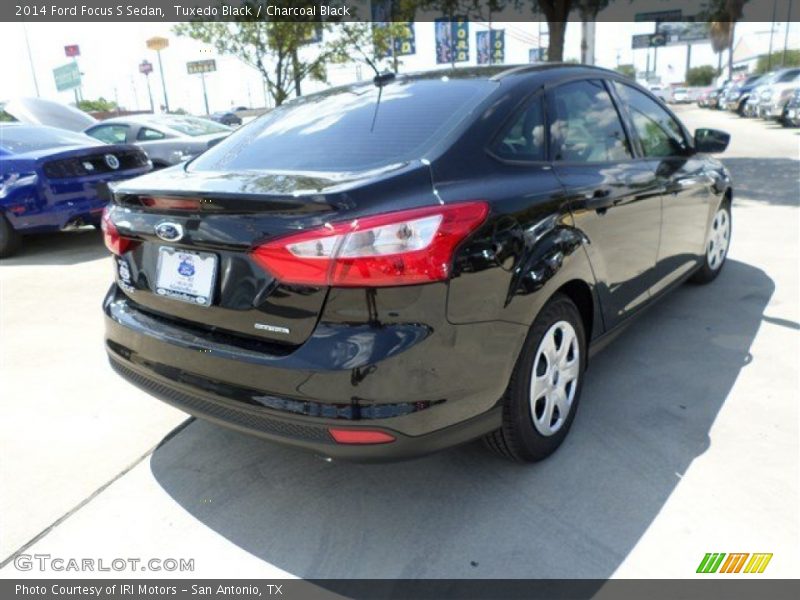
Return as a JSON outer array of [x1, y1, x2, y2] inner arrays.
[[0, 123, 151, 257], [697, 89, 713, 107], [723, 74, 763, 114], [102, 65, 732, 462], [757, 68, 800, 119], [85, 115, 232, 168], [209, 111, 242, 127], [744, 70, 784, 117], [782, 88, 800, 127], [648, 85, 669, 102], [670, 87, 690, 103]]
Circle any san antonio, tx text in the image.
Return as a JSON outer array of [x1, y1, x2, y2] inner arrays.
[[16, 584, 282, 596]]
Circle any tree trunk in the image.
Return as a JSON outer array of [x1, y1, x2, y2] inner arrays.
[[548, 20, 568, 62], [291, 48, 302, 97], [540, 1, 572, 63]]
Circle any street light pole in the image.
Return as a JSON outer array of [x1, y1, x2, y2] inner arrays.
[[200, 72, 210, 115], [156, 49, 169, 112], [22, 22, 40, 97], [783, 0, 794, 67]]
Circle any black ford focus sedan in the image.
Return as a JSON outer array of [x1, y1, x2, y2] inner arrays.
[[103, 65, 732, 462]]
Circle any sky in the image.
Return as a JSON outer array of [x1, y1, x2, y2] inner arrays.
[[0, 19, 797, 115]]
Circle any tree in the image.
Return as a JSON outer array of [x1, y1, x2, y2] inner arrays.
[[615, 64, 635, 79], [331, 22, 419, 75], [76, 97, 118, 112], [755, 49, 800, 74], [686, 65, 717, 86], [703, 0, 747, 80], [174, 2, 341, 107]]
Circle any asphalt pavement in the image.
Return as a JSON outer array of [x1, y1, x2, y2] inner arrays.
[[1, 105, 797, 579]]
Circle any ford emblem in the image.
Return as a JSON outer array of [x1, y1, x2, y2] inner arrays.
[[155, 222, 184, 242], [104, 154, 120, 170]]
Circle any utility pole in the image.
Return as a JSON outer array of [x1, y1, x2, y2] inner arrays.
[[685, 44, 692, 82], [767, 0, 778, 71], [200, 72, 210, 115], [783, 0, 794, 67]]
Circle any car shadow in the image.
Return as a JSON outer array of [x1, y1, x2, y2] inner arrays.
[[149, 259, 772, 579], [0, 229, 108, 266], [722, 158, 799, 207]]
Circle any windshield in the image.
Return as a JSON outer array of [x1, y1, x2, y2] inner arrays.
[[160, 116, 231, 137], [0, 125, 99, 154], [189, 76, 497, 173]]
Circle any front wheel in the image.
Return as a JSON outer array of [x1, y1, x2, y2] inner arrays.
[[0, 215, 22, 258], [691, 202, 731, 284], [484, 293, 587, 462]]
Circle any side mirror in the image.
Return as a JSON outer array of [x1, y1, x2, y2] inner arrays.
[[694, 128, 730, 153]]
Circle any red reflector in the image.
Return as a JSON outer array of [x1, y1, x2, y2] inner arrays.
[[328, 428, 396, 445], [251, 201, 489, 287], [140, 196, 202, 210], [101, 207, 139, 256]]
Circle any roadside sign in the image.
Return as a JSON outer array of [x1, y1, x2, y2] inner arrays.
[[658, 21, 710, 45], [632, 33, 667, 49], [186, 59, 216, 75], [139, 60, 153, 75], [635, 10, 682, 23], [64, 44, 80, 58], [53, 62, 81, 92], [146, 36, 169, 51]]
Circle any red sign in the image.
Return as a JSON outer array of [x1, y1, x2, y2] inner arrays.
[[64, 45, 80, 58], [139, 60, 153, 75]]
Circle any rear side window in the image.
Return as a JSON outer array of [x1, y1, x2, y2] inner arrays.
[[547, 80, 632, 163], [491, 96, 546, 162], [778, 70, 800, 83], [189, 78, 497, 173], [613, 82, 687, 158], [87, 124, 128, 144], [137, 127, 166, 141]]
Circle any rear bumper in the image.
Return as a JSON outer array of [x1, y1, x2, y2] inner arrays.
[[103, 285, 522, 460]]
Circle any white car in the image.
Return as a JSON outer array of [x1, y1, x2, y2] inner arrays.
[[648, 85, 669, 102], [671, 87, 690, 103]]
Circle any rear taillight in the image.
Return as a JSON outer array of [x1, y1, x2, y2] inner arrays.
[[251, 202, 488, 287], [101, 207, 138, 256]]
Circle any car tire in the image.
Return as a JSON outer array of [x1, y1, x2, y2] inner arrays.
[[691, 200, 732, 285], [484, 293, 587, 462], [0, 214, 22, 258]]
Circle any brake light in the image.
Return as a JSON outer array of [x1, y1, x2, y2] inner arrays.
[[101, 207, 138, 255], [328, 428, 396, 445], [140, 196, 202, 210], [251, 202, 488, 287]]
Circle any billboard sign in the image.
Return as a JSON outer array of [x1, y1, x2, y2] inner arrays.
[[632, 33, 667, 49], [53, 62, 81, 92], [64, 44, 80, 58], [657, 21, 710, 45], [139, 60, 153, 75]]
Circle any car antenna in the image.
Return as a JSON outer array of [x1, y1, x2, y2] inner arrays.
[[360, 56, 395, 132]]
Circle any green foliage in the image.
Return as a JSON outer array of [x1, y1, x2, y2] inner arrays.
[[686, 65, 718, 86], [615, 64, 635, 79], [76, 97, 118, 112], [0, 110, 15, 122], [755, 50, 800, 74], [174, 2, 342, 106]]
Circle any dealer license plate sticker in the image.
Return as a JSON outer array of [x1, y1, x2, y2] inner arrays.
[[155, 246, 217, 306]]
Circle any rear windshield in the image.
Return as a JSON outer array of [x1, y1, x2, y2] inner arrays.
[[160, 116, 231, 137], [189, 76, 497, 173], [0, 125, 98, 154]]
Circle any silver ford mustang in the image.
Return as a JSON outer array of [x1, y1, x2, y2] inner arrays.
[[84, 114, 232, 168], [2, 98, 231, 169]]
